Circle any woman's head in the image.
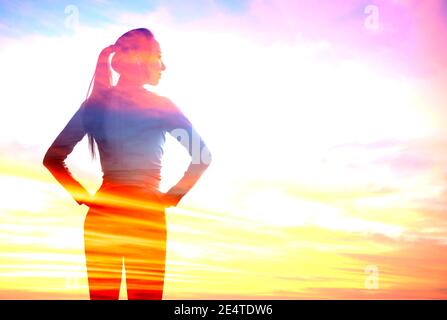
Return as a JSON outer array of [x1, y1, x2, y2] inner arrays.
[[87, 28, 165, 99], [111, 28, 165, 86]]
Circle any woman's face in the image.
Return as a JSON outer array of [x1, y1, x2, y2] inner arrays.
[[140, 42, 166, 86]]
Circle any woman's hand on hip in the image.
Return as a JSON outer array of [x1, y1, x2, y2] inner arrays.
[[159, 192, 181, 208]]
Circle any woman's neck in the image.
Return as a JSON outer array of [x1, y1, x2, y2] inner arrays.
[[116, 76, 144, 89]]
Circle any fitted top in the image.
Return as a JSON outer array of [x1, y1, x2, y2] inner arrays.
[[90, 86, 192, 187], [43, 85, 211, 205]]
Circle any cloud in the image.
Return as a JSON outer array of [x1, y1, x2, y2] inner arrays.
[[274, 287, 446, 299], [322, 137, 447, 195], [0, 289, 86, 299]]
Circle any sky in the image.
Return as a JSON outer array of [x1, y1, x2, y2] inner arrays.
[[0, 0, 446, 299]]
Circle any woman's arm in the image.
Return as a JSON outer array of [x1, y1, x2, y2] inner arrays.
[[165, 127, 212, 206], [43, 105, 92, 206], [163, 101, 212, 206]]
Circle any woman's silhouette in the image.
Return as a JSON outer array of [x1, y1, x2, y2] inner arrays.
[[43, 28, 212, 299]]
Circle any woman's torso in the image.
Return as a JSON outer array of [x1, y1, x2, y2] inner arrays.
[[94, 86, 173, 190]]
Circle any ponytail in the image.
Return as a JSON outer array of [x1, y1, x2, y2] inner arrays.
[[83, 45, 115, 159], [86, 45, 115, 100]]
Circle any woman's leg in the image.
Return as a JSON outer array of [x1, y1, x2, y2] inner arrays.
[[124, 209, 167, 300], [84, 206, 123, 300]]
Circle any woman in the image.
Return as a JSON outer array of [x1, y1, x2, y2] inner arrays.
[[43, 28, 212, 299]]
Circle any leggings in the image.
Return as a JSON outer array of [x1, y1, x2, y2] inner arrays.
[[84, 184, 167, 300]]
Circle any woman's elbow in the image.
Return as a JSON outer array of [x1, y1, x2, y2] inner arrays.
[[42, 152, 50, 168], [42, 150, 56, 169]]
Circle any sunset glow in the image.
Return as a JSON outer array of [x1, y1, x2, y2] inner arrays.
[[0, 0, 446, 299]]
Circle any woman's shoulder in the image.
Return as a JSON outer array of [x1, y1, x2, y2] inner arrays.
[[111, 86, 184, 119], [143, 90, 175, 107], [138, 90, 181, 115]]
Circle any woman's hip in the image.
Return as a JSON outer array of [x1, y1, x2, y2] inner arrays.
[[90, 183, 165, 213]]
